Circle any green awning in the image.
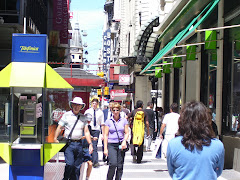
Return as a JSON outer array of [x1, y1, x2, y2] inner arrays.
[[0, 62, 73, 89], [140, 0, 220, 75]]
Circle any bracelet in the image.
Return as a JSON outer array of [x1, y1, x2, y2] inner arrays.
[[89, 143, 93, 145]]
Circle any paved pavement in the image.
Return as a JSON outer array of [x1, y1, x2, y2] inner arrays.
[[1, 140, 240, 179]]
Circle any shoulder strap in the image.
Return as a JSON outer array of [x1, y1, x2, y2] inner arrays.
[[111, 120, 121, 143], [67, 114, 80, 139]]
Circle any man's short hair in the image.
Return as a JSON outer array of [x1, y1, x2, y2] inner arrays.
[[170, 103, 178, 113], [92, 98, 99, 103], [136, 100, 143, 108], [147, 102, 153, 107]]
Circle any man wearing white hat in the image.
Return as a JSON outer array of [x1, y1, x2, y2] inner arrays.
[[84, 97, 104, 168], [54, 97, 93, 180]]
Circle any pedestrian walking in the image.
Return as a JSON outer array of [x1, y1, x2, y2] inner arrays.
[[159, 103, 179, 157], [84, 96, 104, 168], [208, 108, 219, 138], [157, 107, 164, 137], [54, 97, 93, 180], [167, 101, 225, 180], [144, 102, 155, 151], [121, 104, 130, 116], [102, 101, 114, 163], [81, 123, 93, 180], [127, 100, 149, 163], [104, 102, 129, 180]]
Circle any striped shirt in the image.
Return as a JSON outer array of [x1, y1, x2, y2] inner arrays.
[[58, 111, 88, 140]]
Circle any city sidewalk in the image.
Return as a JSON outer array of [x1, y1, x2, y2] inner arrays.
[[1, 139, 240, 180], [1, 154, 240, 180]]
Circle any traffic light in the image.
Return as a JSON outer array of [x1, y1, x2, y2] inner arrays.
[[104, 87, 109, 96], [97, 89, 102, 96], [97, 71, 104, 77]]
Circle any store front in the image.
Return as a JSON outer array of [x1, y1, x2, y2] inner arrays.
[[140, 0, 240, 171]]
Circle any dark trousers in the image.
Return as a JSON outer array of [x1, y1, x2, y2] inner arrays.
[[130, 141, 144, 163], [130, 130, 144, 163], [107, 143, 125, 180], [91, 130, 100, 164], [63, 141, 83, 180], [102, 140, 108, 162]]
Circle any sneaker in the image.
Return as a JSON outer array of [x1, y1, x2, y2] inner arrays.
[[132, 155, 137, 163]]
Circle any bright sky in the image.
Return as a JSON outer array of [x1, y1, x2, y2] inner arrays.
[[70, 0, 106, 73]]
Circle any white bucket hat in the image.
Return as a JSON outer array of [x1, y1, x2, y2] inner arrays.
[[69, 97, 85, 110]]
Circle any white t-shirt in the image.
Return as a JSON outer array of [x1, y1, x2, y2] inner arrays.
[[84, 108, 104, 131], [162, 112, 180, 136]]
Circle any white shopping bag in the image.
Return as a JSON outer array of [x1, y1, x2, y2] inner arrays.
[[151, 138, 162, 159], [161, 139, 168, 159]]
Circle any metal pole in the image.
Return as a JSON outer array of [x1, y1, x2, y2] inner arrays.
[[23, 17, 26, 34], [196, 24, 240, 32]]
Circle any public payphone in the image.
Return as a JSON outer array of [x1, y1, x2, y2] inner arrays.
[[11, 87, 43, 144], [18, 95, 37, 138]]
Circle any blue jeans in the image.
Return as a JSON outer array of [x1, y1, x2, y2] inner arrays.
[[63, 141, 83, 180], [107, 143, 125, 180], [91, 130, 100, 165]]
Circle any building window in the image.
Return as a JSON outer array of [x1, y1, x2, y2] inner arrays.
[[139, 12, 142, 27], [232, 40, 240, 132]]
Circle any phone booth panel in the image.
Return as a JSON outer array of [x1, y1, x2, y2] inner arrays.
[[0, 88, 11, 143], [0, 33, 74, 180]]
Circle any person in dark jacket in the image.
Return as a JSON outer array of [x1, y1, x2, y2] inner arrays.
[[144, 102, 155, 151]]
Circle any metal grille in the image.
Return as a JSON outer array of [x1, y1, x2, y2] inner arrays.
[[44, 162, 65, 180]]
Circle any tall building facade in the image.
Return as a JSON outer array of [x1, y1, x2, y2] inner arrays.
[[102, 0, 177, 108], [103, 0, 240, 171]]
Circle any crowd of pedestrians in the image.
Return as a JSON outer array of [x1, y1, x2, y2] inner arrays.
[[54, 96, 225, 180]]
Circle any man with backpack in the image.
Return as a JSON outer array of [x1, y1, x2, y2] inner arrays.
[[127, 100, 150, 163]]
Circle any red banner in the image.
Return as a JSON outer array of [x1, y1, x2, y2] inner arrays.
[[53, 0, 69, 44]]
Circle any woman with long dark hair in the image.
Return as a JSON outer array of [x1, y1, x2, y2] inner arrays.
[[167, 101, 224, 180]]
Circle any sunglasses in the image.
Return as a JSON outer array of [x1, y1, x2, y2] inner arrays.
[[112, 109, 119, 112]]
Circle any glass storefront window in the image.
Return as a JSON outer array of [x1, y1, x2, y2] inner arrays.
[[232, 40, 240, 132], [44, 89, 72, 143], [0, 87, 73, 144]]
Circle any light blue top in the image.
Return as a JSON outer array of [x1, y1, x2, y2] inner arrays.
[[167, 136, 225, 180]]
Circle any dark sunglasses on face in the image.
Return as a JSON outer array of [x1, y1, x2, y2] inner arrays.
[[112, 109, 119, 112]]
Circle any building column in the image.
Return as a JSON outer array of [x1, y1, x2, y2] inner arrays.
[[162, 73, 166, 111], [135, 75, 151, 108], [196, 21, 202, 101], [216, 0, 224, 135], [170, 65, 174, 104], [181, 48, 186, 106]]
